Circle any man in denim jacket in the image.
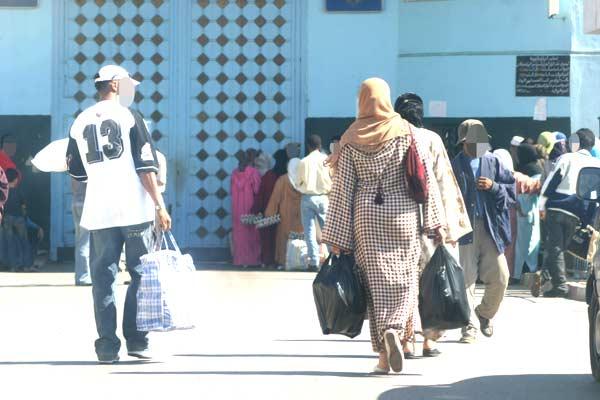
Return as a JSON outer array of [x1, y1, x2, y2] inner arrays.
[[451, 120, 516, 343]]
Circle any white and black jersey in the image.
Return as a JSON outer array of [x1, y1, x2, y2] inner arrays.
[[67, 100, 158, 230]]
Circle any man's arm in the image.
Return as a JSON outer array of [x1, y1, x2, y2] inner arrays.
[[129, 109, 171, 231], [539, 156, 567, 211], [66, 137, 87, 182], [479, 158, 516, 209], [139, 171, 171, 231]]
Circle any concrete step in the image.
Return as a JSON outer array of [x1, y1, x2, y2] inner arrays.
[[520, 272, 586, 302]]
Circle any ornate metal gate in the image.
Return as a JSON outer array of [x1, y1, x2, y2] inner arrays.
[[51, 0, 305, 256]]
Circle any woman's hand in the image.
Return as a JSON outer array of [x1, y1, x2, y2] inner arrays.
[[434, 227, 447, 245]]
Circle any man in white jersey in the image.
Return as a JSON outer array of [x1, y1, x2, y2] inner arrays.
[[66, 65, 171, 364]]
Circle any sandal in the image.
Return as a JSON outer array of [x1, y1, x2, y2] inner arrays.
[[383, 329, 404, 373]]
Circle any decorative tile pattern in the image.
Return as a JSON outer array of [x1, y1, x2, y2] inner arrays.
[[190, 0, 293, 245], [66, 0, 170, 143]]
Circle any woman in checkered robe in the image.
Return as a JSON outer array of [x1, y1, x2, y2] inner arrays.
[[322, 78, 445, 371]]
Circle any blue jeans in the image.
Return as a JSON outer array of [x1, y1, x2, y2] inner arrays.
[[301, 195, 328, 266], [2, 215, 33, 270], [89, 222, 154, 358], [72, 201, 91, 285]]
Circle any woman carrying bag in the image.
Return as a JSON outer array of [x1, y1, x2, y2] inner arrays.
[[322, 78, 445, 374]]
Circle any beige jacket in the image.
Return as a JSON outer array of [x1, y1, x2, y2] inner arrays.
[[417, 128, 472, 243]]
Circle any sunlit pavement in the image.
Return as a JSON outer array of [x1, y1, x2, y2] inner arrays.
[[1, 268, 599, 400]]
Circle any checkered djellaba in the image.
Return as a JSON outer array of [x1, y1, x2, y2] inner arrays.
[[322, 136, 445, 352]]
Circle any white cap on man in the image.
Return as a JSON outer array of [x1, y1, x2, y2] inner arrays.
[[510, 136, 524, 147], [95, 65, 139, 107], [95, 65, 139, 85]]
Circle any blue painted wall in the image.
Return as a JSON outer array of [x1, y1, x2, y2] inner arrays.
[[0, 0, 52, 115], [306, 0, 401, 118], [569, 0, 600, 133], [307, 0, 574, 120]]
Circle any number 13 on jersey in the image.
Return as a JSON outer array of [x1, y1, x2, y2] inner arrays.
[[82, 119, 124, 164]]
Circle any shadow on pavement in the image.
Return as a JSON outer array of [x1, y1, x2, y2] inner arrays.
[[175, 353, 377, 359], [378, 374, 600, 400], [113, 370, 421, 378], [0, 360, 161, 366], [0, 284, 78, 288], [275, 339, 371, 343]]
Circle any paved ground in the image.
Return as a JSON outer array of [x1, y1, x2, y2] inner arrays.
[[1, 266, 600, 400]]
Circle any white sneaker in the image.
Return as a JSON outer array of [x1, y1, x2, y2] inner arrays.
[[98, 354, 120, 364]]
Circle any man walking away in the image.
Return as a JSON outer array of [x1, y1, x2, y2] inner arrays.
[[451, 120, 515, 344], [66, 65, 171, 364], [533, 129, 600, 298], [296, 135, 332, 271]]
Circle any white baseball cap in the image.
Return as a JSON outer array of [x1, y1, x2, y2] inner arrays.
[[94, 65, 139, 85], [95, 65, 139, 107]]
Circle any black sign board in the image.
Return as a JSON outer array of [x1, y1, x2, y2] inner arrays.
[[0, 0, 38, 6], [326, 0, 382, 12], [515, 55, 570, 97]]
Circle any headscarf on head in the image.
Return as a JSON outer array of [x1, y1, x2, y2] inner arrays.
[[287, 158, 301, 191], [493, 149, 514, 172], [534, 144, 549, 160], [272, 149, 288, 176], [254, 151, 273, 176], [537, 131, 556, 155], [246, 148, 258, 165], [328, 77, 411, 167], [549, 142, 567, 161], [285, 142, 301, 159], [238, 151, 249, 171], [517, 144, 543, 177], [394, 93, 424, 128]]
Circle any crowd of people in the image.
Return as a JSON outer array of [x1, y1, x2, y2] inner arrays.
[[0, 135, 44, 273], [230, 136, 332, 271], [5, 64, 600, 370], [230, 76, 600, 374]]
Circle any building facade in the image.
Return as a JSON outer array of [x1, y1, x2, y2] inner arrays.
[[1, 0, 599, 259]]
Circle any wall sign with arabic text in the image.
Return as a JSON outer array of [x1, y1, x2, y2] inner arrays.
[[515, 55, 570, 97]]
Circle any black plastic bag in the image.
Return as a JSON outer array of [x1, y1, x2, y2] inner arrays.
[[419, 246, 470, 331], [567, 225, 592, 261], [312, 254, 367, 338]]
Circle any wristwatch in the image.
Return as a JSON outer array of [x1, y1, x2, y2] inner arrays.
[[155, 204, 163, 212]]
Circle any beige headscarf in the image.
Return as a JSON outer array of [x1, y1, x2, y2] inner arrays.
[[328, 77, 411, 167]]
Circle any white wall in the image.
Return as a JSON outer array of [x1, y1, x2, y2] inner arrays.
[[0, 0, 52, 115]]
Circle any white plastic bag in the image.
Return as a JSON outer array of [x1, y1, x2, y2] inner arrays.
[[137, 231, 196, 332], [285, 234, 307, 271], [31, 138, 69, 172]]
